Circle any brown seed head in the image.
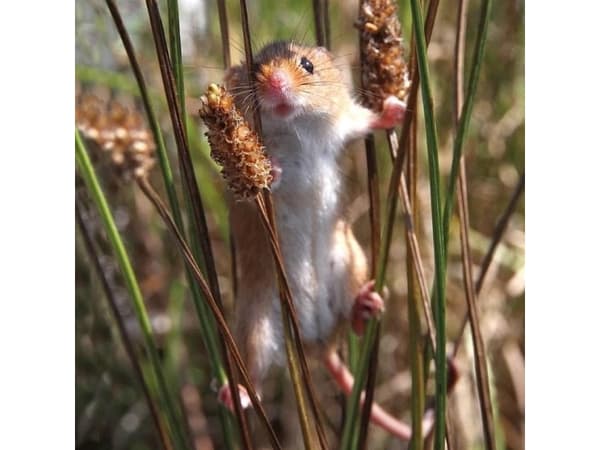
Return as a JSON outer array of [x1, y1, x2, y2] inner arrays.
[[76, 92, 156, 180], [355, 0, 411, 111], [199, 83, 272, 201]]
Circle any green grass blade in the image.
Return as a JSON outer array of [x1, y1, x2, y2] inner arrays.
[[442, 0, 493, 251], [167, 0, 186, 134], [75, 130, 189, 450], [103, 2, 237, 446], [75, 204, 172, 450], [407, 1, 447, 449], [340, 3, 443, 447]]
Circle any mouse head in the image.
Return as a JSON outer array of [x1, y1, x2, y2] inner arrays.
[[225, 41, 351, 122]]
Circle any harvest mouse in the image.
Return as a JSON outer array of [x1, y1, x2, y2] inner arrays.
[[217, 41, 428, 440]]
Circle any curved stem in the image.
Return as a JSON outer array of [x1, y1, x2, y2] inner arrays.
[[76, 131, 189, 450], [75, 203, 172, 450], [136, 176, 283, 450]]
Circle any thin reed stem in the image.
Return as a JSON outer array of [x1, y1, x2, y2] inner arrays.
[[457, 161, 496, 449], [312, 0, 330, 48], [216, 0, 231, 68], [145, 3, 252, 446], [453, 1, 496, 448], [357, 138, 381, 450], [236, 3, 329, 448], [341, 2, 442, 447], [76, 131, 190, 450], [442, 0, 493, 255], [406, 113, 424, 450], [354, 5, 383, 443], [453, 172, 524, 356], [75, 202, 172, 450], [356, 133, 381, 450], [137, 176, 283, 450], [104, 1, 240, 445], [407, 1, 447, 448], [255, 194, 330, 450], [399, 172, 437, 352], [254, 199, 316, 450], [167, 0, 186, 136], [167, 0, 250, 445]]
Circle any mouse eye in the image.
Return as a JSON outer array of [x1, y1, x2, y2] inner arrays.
[[300, 56, 314, 74]]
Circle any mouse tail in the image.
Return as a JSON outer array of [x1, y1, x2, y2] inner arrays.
[[324, 351, 457, 441]]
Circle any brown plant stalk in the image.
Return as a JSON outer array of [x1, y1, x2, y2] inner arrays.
[[236, 3, 331, 448], [453, 0, 496, 448], [144, 1, 255, 444], [137, 176, 282, 450], [376, 1, 455, 446], [75, 202, 171, 450], [312, 0, 330, 48], [405, 106, 425, 448], [355, 1, 411, 445], [452, 172, 524, 357]]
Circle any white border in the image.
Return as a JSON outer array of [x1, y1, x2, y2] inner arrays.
[[527, 1, 600, 448], [0, 2, 74, 448]]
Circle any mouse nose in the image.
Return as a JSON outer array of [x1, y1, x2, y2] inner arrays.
[[266, 69, 290, 92]]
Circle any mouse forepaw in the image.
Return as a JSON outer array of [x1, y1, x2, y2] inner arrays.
[[218, 383, 252, 412], [370, 96, 406, 130], [351, 280, 385, 335], [269, 155, 283, 190]]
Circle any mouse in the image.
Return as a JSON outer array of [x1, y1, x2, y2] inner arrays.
[[216, 40, 429, 441]]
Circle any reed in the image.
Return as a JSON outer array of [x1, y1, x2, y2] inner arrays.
[[453, 0, 496, 448], [103, 2, 240, 446], [75, 204, 171, 450], [76, 131, 189, 450]]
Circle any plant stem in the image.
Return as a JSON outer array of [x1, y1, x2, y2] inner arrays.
[[453, 173, 524, 356], [406, 112, 424, 450], [103, 2, 238, 446], [312, 0, 330, 49], [356, 133, 381, 450], [456, 161, 496, 450], [216, 0, 231, 68], [167, 0, 186, 137], [255, 194, 329, 450], [407, 1, 447, 448], [137, 176, 283, 450], [340, 1, 443, 446], [453, 0, 496, 448], [237, 3, 329, 448], [146, 3, 251, 446], [75, 202, 172, 450], [75, 130, 189, 450], [442, 0, 493, 255]]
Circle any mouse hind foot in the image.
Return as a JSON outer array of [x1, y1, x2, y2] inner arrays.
[[351, 279, 386, 335], [218, 382, 254, 411]]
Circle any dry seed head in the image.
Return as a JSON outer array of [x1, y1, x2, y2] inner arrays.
[[199, 83, 272, 201], [356, 0, 411, 111], [76, 91, 156, 180]]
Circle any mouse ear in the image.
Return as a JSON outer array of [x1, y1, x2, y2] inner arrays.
[[224, 64, 248, 90]]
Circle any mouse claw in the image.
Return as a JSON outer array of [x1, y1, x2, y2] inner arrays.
[[371, 96, 406, 130], [269, 155, 282, 190], [351, 280, 385, 335], [218, 382, 253, 412]]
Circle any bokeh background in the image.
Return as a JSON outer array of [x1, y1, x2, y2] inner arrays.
[[76, 0, 524, 448]]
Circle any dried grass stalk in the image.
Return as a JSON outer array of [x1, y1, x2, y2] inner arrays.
[[199, 83, 272, 200], [356, 0, 411, 110]]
